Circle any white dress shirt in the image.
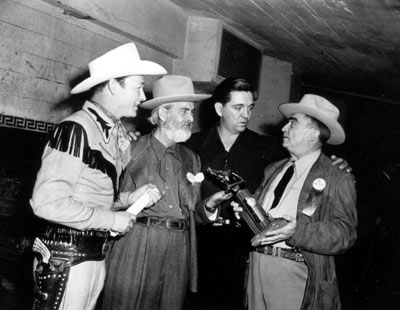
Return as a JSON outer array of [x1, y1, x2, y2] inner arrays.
[[262, 150, 321, 248]]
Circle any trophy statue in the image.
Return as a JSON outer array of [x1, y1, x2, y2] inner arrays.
[[206, 167, 288, 247]]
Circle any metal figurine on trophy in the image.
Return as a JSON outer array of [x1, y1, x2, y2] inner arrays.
[[206, 167, 288, 247]]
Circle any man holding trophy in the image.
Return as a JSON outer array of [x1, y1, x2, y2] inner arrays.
[[231, 94, 357, 310]]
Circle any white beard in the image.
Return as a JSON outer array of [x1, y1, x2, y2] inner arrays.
[[165, 127, 191, 143]]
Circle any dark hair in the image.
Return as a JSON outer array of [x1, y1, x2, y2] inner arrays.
[[308, 116, 331, 144], [91, 76, 127, 94], [212, 78, 254, 105]]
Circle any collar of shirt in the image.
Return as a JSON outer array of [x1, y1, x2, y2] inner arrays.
[[150, 134, 182, 178], [201, 125, 226, 153], [83, 101, 118, 143], [262, 150, 321, 213], [151, 134, 166, 157], [292, 149, 321, 178], [201, 125, 255, 153], [150, 134, 180, 160]]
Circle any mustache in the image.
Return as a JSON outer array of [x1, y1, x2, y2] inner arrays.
[[165, 121, 192, 130]]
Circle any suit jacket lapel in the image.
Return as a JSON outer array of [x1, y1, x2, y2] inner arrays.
[[298, 153, 330, 213], [257, 154, 332, 215], [177, 145, 201, 212], [129, 135, 150, 163], [256, 159, 289, 204], [127, 135, 152, 182]]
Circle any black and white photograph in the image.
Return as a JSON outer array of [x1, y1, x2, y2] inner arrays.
[[1, 1, 400, 310]]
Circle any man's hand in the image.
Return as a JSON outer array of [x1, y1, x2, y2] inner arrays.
[[231, 201, 242, 219], [112, 211, 136, 235], [256, 215, 296, 245], [330, 155, 352, 172], [231, 197, 257, 220], [205, 191, 233, 211], [128, 184, 162, 208], [127, 131, 141, 141], [147, 187, 163, 207], [232, 197, 257, 219]]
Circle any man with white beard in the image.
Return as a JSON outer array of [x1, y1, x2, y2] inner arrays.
[[102, 75, 232, 310]]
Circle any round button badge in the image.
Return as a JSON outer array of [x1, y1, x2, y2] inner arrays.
[[312, 178, 326, 192]]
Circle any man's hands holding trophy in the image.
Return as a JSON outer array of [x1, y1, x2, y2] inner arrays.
[[207, 167, 295, 248], [232, 199, 296, 247]]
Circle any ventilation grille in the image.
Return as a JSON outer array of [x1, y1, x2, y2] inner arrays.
[[218, 29, 262, 95]]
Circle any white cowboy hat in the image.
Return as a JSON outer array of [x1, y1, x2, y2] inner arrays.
[[70, 43, 167, 94], [140, 75, 211, 110], [279, 94, 345, 145]]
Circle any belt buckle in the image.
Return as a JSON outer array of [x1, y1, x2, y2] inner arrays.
[[271, 246, 280, 257], [165, 220, 172, 229], [102, 241, 110, 254], [292, 247, 304, 262], [294, 252, 304, 262]]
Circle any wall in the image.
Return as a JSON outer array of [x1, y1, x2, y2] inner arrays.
[[191, 56, 292, 134], [1, 0, 292, 132], [247, 55, 292, 135], [0, 0, 184, 127]]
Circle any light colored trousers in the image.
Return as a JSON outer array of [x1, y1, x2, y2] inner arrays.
[[59, 261, 105, 310], [247, 251, 308, 310]]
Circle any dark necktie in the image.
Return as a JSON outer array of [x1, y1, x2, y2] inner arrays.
[[270, 162, 295, 210]]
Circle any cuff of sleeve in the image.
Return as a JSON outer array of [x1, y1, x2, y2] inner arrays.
[[205, 206, 218, 220], [205, 197, 218, 212], [114, 192, 132, 210], [286, 218, 306, 247], [87, 209, 116, 231], [110, 212, 116, 231]]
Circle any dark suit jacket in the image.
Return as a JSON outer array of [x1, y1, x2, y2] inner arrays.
[[254, 152, 357, 310]]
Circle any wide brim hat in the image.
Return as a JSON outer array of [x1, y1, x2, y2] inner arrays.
[[71, 43, 167, 94], [140, 75, 211, 110], [279, 94, 345, 145]]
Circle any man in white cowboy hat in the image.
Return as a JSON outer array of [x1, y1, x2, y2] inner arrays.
[[30, 42, 166, 310], [234, 94, 357, 310], [102, 75, 232, 310]]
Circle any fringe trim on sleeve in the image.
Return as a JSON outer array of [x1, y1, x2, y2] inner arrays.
[[48, 121, 118, 201]]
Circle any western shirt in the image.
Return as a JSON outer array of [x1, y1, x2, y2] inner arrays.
[[137, 134, 186, 219], [30, 101, 131, 230]]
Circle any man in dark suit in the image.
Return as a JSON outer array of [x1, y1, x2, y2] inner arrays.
[[237, 94, 357, 310]]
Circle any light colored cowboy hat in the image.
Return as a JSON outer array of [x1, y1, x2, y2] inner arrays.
[[279, 94, 345, 145], [70, 43, 167, 94], [140, 75, 211, 110]]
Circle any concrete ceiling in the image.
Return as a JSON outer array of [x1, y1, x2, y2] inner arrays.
[[171, 0, 400, 101]]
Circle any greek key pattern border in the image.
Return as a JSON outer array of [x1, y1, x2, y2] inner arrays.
[[0, 113, 56, 133]]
